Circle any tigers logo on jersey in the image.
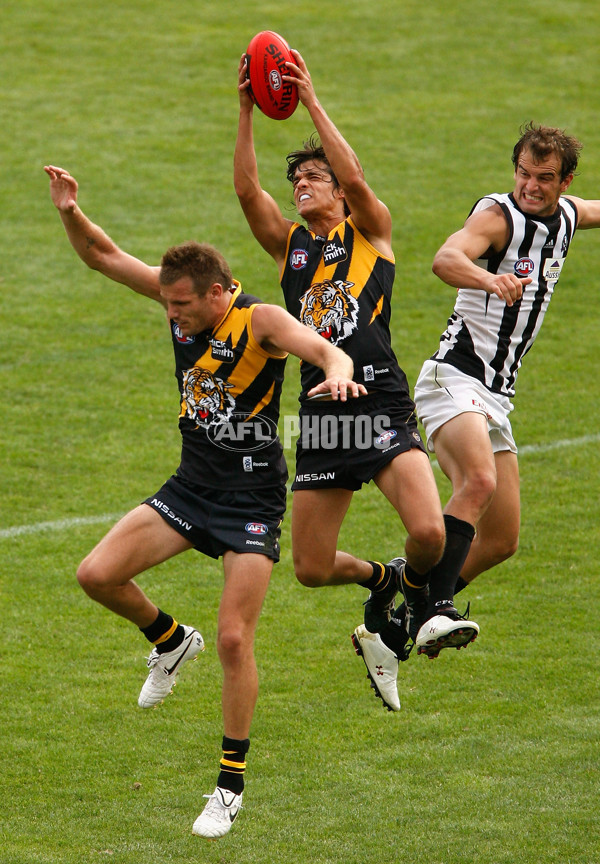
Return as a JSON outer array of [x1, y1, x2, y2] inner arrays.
[[180, 366, 235, 428], [298, 278, 358, 343]]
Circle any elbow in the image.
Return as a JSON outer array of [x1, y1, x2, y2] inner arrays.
[[431, 252, 444, 278]]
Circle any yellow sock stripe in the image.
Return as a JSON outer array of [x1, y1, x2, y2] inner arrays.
[[220, 758, 247, 770], [373, 561, 386, 587], [154, 619, 178, 645], [403, 574, 427, 590]]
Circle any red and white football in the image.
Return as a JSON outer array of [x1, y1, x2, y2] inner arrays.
[[245, 30, 299, 120]]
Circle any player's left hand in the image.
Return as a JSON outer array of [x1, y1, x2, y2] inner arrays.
[[283, 50, 316, 108], [307, 379, 367, 401]]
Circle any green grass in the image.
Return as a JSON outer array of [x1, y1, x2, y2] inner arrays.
[[2, 0, 600, 861]]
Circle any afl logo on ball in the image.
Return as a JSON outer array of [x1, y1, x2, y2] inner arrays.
[[269, 70, 282, 91], [290, 249, 309, 270], [514, 257, 534, 277]]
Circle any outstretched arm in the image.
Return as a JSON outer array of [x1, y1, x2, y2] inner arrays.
[[251, 303, 366, 401], [234, 56, 293, 270], [432, 206, 529, 306], [564, 194, 600, 229], [284, 50, 392, 256], [44, 165, 164, 304]]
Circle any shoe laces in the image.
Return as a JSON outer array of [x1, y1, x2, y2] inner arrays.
[[202, 790, 241, 816], [145, 648, 160, 669], [435, 600, 471, 621]]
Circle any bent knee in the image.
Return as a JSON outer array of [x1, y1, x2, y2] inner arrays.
[[464, 470, 497, 509], [478, 532, 519, 569], [493, 534, 519, 564], [293, 566, 327, 588], [76, 556, 113, 593], [410, 520, 446, 560], [292, 551, 334, 588]]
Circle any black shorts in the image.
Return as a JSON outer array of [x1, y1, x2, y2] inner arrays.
[[144, 474, 286, 561], [291, 392, 426, 491]]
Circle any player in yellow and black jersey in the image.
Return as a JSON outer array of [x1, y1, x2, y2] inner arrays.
[[236, 48, 450, 713], [46, 165, 363, 838]]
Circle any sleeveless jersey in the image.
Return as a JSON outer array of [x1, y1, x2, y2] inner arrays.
[[280, 218, 408, 399], [433, 193, 578, 397], [171, 283, 288, 489]]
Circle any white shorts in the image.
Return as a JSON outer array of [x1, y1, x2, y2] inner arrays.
[[414, 359, 517, 454]]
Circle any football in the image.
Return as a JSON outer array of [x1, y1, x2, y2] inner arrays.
[[245, 30, 299, 120]]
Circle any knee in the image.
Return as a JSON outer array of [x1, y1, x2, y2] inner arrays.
[[76, 555, 111, 596], [76, 556, 99, 593], [461, 468, 497, 514], [217, 627, 246, 664], [407, 519, 446, 569], [292, 552, 332, 588], [491, 533, 519, 565], [294, 566, 325, 588], [477, 529, 519, 569]]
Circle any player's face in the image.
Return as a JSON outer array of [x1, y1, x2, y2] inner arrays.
[[513, 149, 573, 218], [292, 159, 344, 219], [160, 276, 218, 336]]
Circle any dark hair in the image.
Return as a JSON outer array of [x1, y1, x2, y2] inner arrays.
[[512, 121, 582, 181], [159, 241, 233, 296], [285, 133, 351, 217]]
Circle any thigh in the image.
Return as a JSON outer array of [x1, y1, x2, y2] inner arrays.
[[82, 504, 194, 583], [476, 450, 520, 543], [374, 448, 443, 535], [291, 488, 354, 564], [220, 551, 273, 633], [432, 411, 496, 487]]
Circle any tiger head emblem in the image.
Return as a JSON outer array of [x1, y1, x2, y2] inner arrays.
[[180, 366, 235, 428], [299, 279, 358, 344]]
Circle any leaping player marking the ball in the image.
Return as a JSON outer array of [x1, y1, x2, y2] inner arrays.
[[235, 43, 478, 713]]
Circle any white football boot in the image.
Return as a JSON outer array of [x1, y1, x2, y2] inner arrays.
[[138, 625, 204, 708], [352, 624, 400, 712], [192, 787, 243, 839], [416, 606, 479, 659]]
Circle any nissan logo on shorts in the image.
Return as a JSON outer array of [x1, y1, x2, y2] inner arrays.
[[207, 412, 278, 452]]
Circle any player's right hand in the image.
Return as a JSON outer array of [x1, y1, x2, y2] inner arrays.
[[44, 165, 78, 212]]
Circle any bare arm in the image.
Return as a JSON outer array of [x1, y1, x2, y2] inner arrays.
[[563, 194, 600, 229], [234, 57, 294, 270], [284, 50, 392, 256], [251, 303, 366, 401], [432, 205, 529, 306], [44, 165, 164, 305]]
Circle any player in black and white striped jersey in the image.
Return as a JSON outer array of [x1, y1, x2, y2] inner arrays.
[[404, 122, 600, 656]]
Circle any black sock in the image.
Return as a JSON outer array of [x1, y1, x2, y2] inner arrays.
[[454, 576, 469, 595], [217, 736, 250, 795], [401, 563, 428, 605], [139, 609, 185, 654], [427, 515, 475, 610], [360, 561, 394, 592], [379, 615, 410, 659]]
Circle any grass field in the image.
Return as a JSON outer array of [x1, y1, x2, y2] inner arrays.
[[2, 1, 599, 862]]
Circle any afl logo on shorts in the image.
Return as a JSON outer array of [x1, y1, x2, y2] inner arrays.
[[376, 429, 397, 446], [514, 258, 535, 277], [245, 522, 268, 535], [173, 323, 195, 344], [290, 249, 309, 270]]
